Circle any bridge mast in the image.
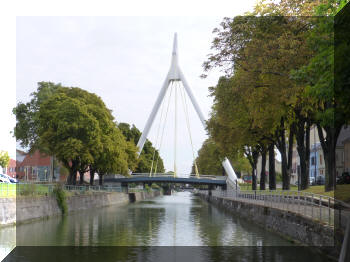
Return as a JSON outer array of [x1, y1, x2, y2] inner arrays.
[[136, 33, 206, 154], [135, 33, 237, 184]]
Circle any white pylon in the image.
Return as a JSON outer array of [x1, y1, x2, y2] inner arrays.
[[136, 33, 206, 155], [136, 33, 237, 183]]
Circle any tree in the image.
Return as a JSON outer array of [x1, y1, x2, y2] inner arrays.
[[14, 82, 137, 185], [13, 82, 64, 153], [118, 123, 165, 173], [290, 0, 350, 191], [37, 92, 100, 184], [192, 138, 250, 176], [0, 151, 10, 173], [203, 12, 316, 190]]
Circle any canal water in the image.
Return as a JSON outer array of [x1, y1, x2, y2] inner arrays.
[[2, 192, 329, 261]]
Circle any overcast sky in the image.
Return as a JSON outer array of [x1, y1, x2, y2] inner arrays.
[[9, 3, 257, 174]]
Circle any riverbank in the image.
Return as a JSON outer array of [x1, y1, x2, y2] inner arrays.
[[0, 190, 161, 227], [197, 192, 338, 260]]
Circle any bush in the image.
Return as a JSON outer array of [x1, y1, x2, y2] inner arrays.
[[18, 183, 37, 196], [53, 184, 68, 215], [151, 183, 160, 189], [144, 184, 152, 193], [276, 172, 282, 182]]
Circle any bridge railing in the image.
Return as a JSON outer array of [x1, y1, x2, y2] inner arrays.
[[199, 188, 350, 228], [131, 173, 226, 180]]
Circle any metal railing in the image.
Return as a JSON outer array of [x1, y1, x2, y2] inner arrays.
[[0, 183, 158, 197], [198, 188, 350, 228], [131, 173, 226, 180]]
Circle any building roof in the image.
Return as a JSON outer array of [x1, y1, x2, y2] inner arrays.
[[338, 126, 350, 147], [19, 150, 51, 167], [16, 149, 27, 163]]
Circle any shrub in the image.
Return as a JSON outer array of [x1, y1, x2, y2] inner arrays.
[[53, 184, 68, 215]]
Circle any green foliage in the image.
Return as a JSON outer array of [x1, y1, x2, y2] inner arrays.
[[0, 150, 10, 169], [18, 183, 37, 196], [13, 82, 138, 184], [151, 183, 160, 189], [144, 184, 151, 193], [53, 184, 68, 215], [275, 172, 282, 182], [193, 138, 251, 176], [118, 123, 165, 173]]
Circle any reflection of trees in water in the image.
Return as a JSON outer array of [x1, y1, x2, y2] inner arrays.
[[16, 201, 165, 247]]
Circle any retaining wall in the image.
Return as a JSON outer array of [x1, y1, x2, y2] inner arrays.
[[198, 193, 338, 259], [0, 190, 161, 226]]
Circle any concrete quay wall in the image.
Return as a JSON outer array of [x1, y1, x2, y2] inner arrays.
[[197, 192, 337, 259], [0, 190, 161, 226]]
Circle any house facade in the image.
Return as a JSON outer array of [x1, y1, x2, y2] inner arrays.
[[12, 149, 66, 182]]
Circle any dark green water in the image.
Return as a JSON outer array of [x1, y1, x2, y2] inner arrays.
[[2, 192, 330, 261]]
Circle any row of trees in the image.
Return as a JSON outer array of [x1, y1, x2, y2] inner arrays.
[[13, 82, 164, 185], [202, 0, 350, 191], [192, 138, 251, 177]]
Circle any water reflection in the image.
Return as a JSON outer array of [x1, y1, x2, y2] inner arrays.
[[1, 192, 329, 261]]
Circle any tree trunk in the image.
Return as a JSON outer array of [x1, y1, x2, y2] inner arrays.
[[246, 146, 259, 191], [268, 143, 276, 190], [251, 150, 259, 191], [296, 121, 308, 190], [275, 119, 294, 190], [98, 174, 103, 186], [67, 170, 74, 185], [287, 127, 294, 187], [280, 150, 289, 190], [317, 124, 341, 191], [89, 166, 95, 186], [260, 149, 266, 190], [79, 171, 84, 185], [305, 122, 311, 188], [72, 171, 77, 185]]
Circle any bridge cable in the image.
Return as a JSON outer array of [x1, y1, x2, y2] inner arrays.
[[152, 81, 174, 176], [179, 82, 200, 178], [174, 80, 178, 178], [149, 80, 169, 177]]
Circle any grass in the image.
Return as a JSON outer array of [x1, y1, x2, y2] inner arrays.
[[0, 183, 16, 197], [302, 184, 350, 203], [0, 183, 52, 198], [238, 183, 350, 203], [239, 183, 298, 191]]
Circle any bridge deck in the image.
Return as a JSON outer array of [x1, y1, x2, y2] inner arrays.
[[104, 175, 227, 186]]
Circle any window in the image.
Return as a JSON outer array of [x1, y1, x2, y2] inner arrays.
[[320, 155, 323, 165], [311, 157, 315, 166]]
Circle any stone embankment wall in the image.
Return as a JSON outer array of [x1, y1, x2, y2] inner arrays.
[[198, 193, 337, 259], [0, 190, 161, 226]]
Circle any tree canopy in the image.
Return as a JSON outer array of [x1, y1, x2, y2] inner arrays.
[[203, 0, 350, 191], [0, 151, 10, 170], [118, 123, 165, 173], [13, 82, 138, 185]]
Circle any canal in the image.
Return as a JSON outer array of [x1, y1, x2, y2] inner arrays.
[[2, 192, 328, 261]]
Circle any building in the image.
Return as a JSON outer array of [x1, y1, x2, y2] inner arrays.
[[6, 159, 17, 178], [309, 125, 350, 179], [340, 126, 350, 174], [344, 136, 350, 173], [14, 149, 66, 182]]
